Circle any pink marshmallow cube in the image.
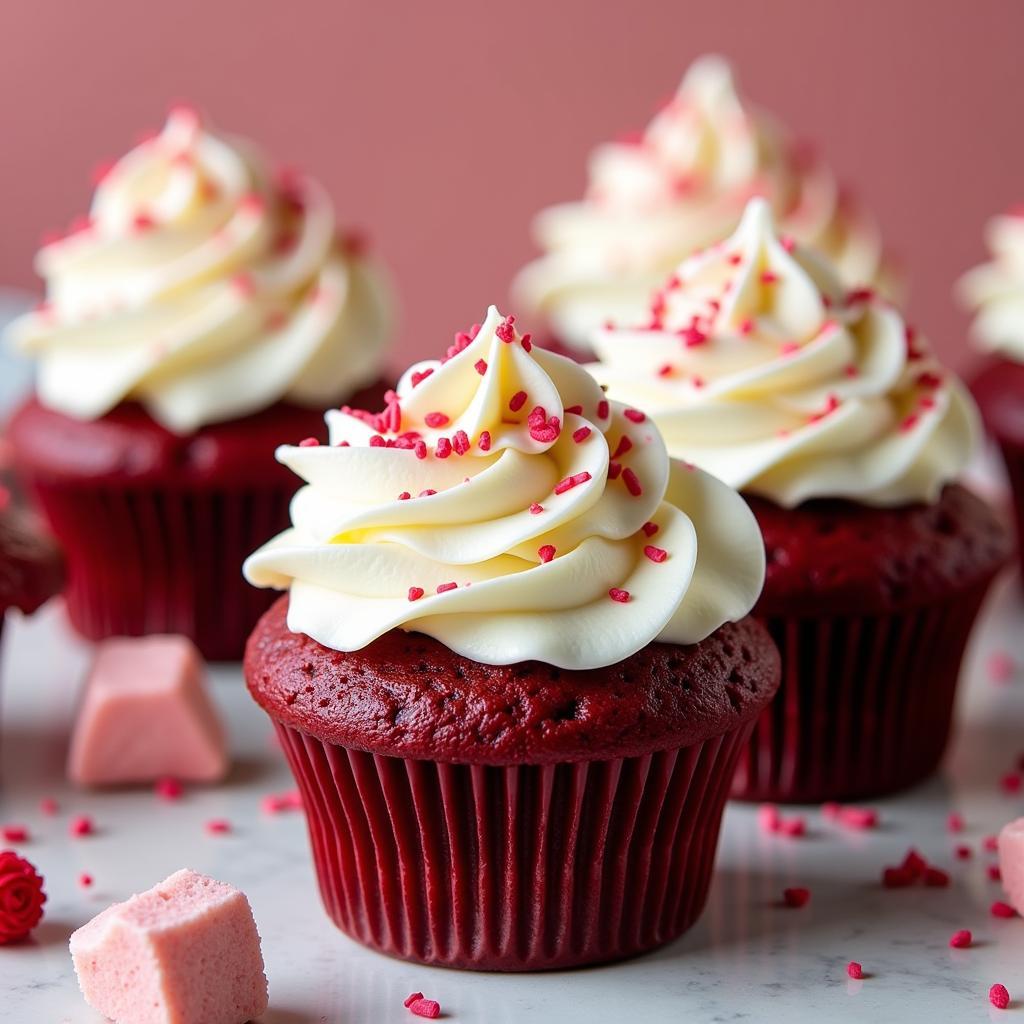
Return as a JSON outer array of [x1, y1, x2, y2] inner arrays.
[[70, 869, 268, 1024], [999, 817, 1024, 916], [68, 636, 227, 787]]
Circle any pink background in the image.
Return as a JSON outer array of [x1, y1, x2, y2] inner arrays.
[[2, 0, 1022, 371]]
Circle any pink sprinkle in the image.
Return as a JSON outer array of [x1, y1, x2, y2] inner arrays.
[[949, 929, 972, 949], [728, 253, 743, 266], [821, 802, 841, 819], [474, 359, 488, 375], [478, 431, 491, 452], [738, 317, 755, 336], [452, 430, 470, 456], [78, 873, 94, 889], [955, 844, 972, 860], [70, 816, 94, 838], [643, 545, 668, 563], [231, 272, 255, 298], [657, 364, 674, 377], [407, 586, 426, 602], [991, 900, 1017, 919], [899, 414, 919, 433], [1001, 772, 1022, 794], [39, 798, 59, 816], [837, 806, 879, 830], [538, 545, 556, 563], [679, 325, 707, 347], [408, 998, 441, 1019], [990, 984, 1010, 1010], [565, 405, 584, 416], [622, 468, 643, 497], [984, 835, 1000, 852], [1, 825, 28, 843], [760, 270, 779, 285], [609, 588, 631, 604], [608, 462, 623, 480], [397, 492, 411, 501], [988, 651, 1016, 682], [573, 426, 592, 443], [529, 503, 544, 515], [495, 315, 516, 343], [780, 342, 800, 356], [844, 364, 859, 378], [989, 864, 1002, 882], [155, 777, 183, 801], [404, 993, 424, 1008], [781, 236, 796, 253], [132, 210, 157, 232], [425, 412, 450, 428], [846, 961, 863, 980], [262, 791, 302, 814], [298, 437, 320, 448], [947, 812, 965, 833], [414, 440, 427, 459], [758, 804, 780, 833], [435, 438, 453, 459], [924, 866, 950, 888], [205, 819, 231, 835], [642, 521, 659, 537], [779, 816, 807, 838], [522, 334, 533, 352], [509, 390, 528, 412], [597, 400, 610, 420], [437, 582, 457, 594], [782, 887, 810, 908], [418, 489, 437, 498], [554, 472, 592, 495], [612, 435, 634, 459], [411, 369, 434, 388]]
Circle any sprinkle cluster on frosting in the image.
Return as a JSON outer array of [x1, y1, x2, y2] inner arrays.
[[589, 198, 976, 508], [244, 305, 765, 668], [7, 105, 391, 433], [957, 206, 1024, 360], [512, 55, 893, 353]]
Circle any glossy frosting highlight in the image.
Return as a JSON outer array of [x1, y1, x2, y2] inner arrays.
[[245, 305, 765, 669], [8, 106, 391, 433], [513, 55, 891, 353], [590, 199, 976, 508]]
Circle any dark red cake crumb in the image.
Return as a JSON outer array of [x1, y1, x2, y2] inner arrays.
[[923, 866, 951, 888], [782, 887, 810, 908]]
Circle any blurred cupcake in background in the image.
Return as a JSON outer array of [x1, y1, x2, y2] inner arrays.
[[590, 197, 1010, 802], [512, 54, 895, 359], [4, 105, 393, 659], [957, 206, 1024, 574]]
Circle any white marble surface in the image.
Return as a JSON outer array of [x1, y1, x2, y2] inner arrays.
[[0, 577, 1023, 1023]]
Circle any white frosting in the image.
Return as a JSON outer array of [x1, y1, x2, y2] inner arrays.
[[244, 305, 764, 668], [590, 199, 976, 509], [7, 107, 392, 433], [513, 55, 890, 353], [957, 211, 1024, 360]]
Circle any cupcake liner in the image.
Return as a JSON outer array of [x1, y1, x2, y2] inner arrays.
[[996, 437, 1024, 577], [29, 478, 290, 661], [732, 580, 994, 803], [274, 719, 753, 971]]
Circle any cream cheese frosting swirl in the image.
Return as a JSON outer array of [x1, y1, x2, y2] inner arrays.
[[589, 199, 976, 509], [7, 106, 392, 433], [957, 209, 1024, 360], [512, 55, 891, 353], [244, 305, 764, 668]]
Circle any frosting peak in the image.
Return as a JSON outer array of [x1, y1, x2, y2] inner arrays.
[[590, 199, 976, 508], [513, 55, 891, 353], [7, 106, 391, 433], [244, 305, 765, 668], [957, 208, 1024, 360]]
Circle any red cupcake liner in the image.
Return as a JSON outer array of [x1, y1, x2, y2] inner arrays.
[[274, 719, 754, 971], [732, 581, 994, 803], [28, 479, 290, 661], [996, 437, 1024, 578]]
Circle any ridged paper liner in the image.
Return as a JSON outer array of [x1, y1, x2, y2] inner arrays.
[[997, 437, 1024, 578], [275, 720, 754, 971], [732, 581, 994, 803], [29, 480, 290, 661]]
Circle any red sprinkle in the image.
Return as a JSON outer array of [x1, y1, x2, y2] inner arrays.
[[924, 866, 951, 888], [132, 210, 157, 232], [882, 866, 914, 889], [846, 961, 863, 980], [642, 521, 659, 537], [397, 492, 411, 501], [1000, 772, 1022, 794], [404, 993, 424, 1008], [538, 545, 556, 564], [612, 435, 634, 459], [474, 359, 488, 375], [38, 799, 59, 817], [947, 812, 965, 833], [565, 405, 584, 416], [509, 390, 528, 412], [680, 325, 707, 347], [988, 864, 1002, 882], [408, 998, 441, 1019], [758, 804, 780, 834], [955, 844, 972, 860], [597, 400, 610, 420], [554, 472, 592, 495], [837, 806, 878, 830], [425, 412, 450, 428], [573, 426, 592, 443], [495, 315, 517, 343], [452, 430, 471, 456], [1, 826, 28, 843], [436, 582, 457, 594], [623, 408, 646, 423], [414, 440, 427, 460], [990, 984, 1011, 1010], [948, 929, 972, 949], [986, 650, 1015, 682], [782, 887, 811, 908], [991, 900, 1017, 919], [435, 438, 453, 459], [608, 588, 631, 604], [205, 819, 231, 835], [643, 545, 668, 563], [760, 270, 779, 285], [155, 777, 183, 801], [779, 817, 807, 838], [529, 503, 544, 515], [983, 835, 1000, 853], [478, 431, 491, 452], [622, 468, 643, 496], [69, 816, 94, 838], [901, 848, 928, 881], [407, 587, 425, 602], [411, 369, 434, 388]]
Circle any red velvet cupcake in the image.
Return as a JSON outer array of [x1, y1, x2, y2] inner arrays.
[[591, 198, 1011, 802], [243, 306, 778, 969], [958, 208, 1024, 576], [4, 106, 392, 659]]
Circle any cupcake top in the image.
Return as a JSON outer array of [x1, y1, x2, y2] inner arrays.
[[957, 207, 1024, 360], [512, 55, 890, 353], [589, 198, 976, 509], [244, 305, 765, 670], [7, 106, 392, 434]]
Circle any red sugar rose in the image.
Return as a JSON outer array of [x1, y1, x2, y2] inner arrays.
[[0, 851, 46, 944]]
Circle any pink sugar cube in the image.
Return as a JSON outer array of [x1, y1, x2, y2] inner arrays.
[[999, 817, 1024, 916], [70, 869, 268, 1024], [68, 637, 227, 787]]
